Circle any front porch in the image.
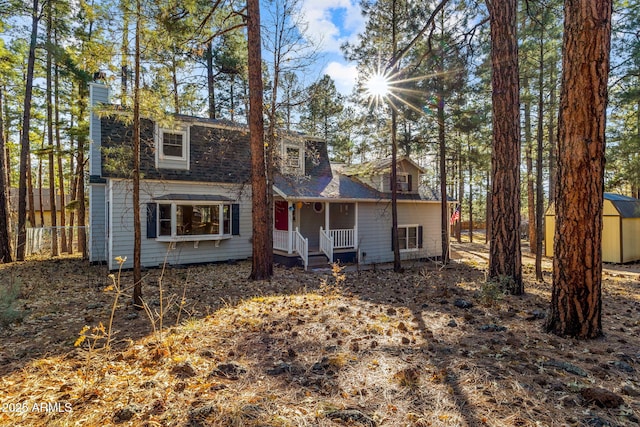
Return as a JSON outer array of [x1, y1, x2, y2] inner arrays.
[[273, 200, 358, 269]]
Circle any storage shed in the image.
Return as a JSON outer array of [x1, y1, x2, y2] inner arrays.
[[545, 193, 640, 263]]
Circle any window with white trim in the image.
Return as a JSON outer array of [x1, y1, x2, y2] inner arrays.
[[398, 225, 419, 251], [156, 124, 190, 170], [286, 147, 300, 167], [160, 130, 187, 160], [162, 131, 185, 158], [396, 173, 410, 192], [157, 203, 233, 239], [281, 143, 304, 175]]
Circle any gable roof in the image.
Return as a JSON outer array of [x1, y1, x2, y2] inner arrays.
[[341, 155, 426, 177], [546, 193, 640, 218], [605, 193, 640, 218], [9, 188, 71, 211], [274, 165, 441, 202]]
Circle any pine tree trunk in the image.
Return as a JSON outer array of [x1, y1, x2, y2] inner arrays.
[[485, 171, 490, 245], [68, 151, 76, 254], [391, 0, 401, 273], [487, 0, 522, 294], [467, 138, 473, 243], [172, 55, 180, 114], [77, 82, 88, 259], [0, 87, 12, 263], [548, 66, 557, 211], [54, 30, 68, 254], [121, 0, 129, 107], [535, 31, 545, 282], [247, 0, 273, 280], [47, 4, 59, 256], [26, 151, 36, 228], [206, 42, 216, 119], [457, 145, 463, 243], [438, 99, 449, 263], [132, 0, 143, 307], [524, 81, 536, 252], [16, 0, 39, 260], [38, 141, 45, 227], [391, 108, 401, 272], [546, 0, 612, 339]]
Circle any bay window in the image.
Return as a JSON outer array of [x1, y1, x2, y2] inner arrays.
[[149, 199, 239, 242]]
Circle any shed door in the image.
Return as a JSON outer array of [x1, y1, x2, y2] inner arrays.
[[602, 216, 621, 263]]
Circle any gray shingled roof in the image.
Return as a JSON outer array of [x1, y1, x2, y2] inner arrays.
[[9, 188, 71, 211], [153, 194, 234, 202], [546, 193, 640, 218], [605, 193, 640, 218], [274, 172, 382, 200], [100, 113, 441, 203], [342, 155, 426, 176], [274, 165, 440, 202], [100, 116, 252, 184]]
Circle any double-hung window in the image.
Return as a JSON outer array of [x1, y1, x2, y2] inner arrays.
[[156, 124, 189, 170], [282, 143, 304, 175], [161, 131, 185, 159], [394, 225, 422, 252], [396, 173, 410, 192]]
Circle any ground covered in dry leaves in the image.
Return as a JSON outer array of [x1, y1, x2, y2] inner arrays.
[[0, 242, 639, 427]]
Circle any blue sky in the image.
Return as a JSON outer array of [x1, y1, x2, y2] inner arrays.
[[295, 0, 366, 95]]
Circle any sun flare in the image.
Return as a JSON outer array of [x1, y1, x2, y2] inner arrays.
[[365, 72, 391, 98]]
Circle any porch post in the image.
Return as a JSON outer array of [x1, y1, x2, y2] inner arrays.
[[288, 201, 293, 254], [325, 202, 330, 232], [354, 202, 358, 249]]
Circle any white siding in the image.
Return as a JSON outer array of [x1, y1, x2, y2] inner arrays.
[[89, 184, 108, 263], [357, 200, 442, 264], [108, 179, 253, 270]]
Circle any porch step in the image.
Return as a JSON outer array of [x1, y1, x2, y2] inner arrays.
[[307, 253, 330, 268]]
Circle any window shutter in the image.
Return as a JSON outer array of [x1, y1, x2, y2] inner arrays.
[[408, 174, 413, 192], [232, 204, 240, 235], [146, 203, 157, 238], [418, 225, 423, 248]]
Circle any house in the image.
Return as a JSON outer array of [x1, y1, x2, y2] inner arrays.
[[88, 82, 449, 270], [89, 83, 253, 271], [273, 154, 446, 268], [545, 193, 640, 263], [9, 187, 71, 227]]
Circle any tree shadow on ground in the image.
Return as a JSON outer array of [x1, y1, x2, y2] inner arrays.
[[0, 256, 638, 426]]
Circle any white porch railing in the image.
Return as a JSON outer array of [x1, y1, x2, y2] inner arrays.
[[330, 228, 354, 249], [319, 227, 333, 263], [293, 228, 308, 270], [273, 230, 289, 252]]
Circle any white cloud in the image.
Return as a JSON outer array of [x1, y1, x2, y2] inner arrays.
[[297, 0, 365, 53], [324, 61, 358, 95]]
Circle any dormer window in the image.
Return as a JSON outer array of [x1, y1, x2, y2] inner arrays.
[[162, 131, 185, 159], [282, 143, 304, 175], [156, 124, 189, 170], [396, 173, 412, 192], [286, 147, 300, 168]]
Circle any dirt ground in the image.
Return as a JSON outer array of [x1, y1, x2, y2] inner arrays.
[[0, 241, 638, 426]]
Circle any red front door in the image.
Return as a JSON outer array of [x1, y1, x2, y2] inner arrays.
[[275, 201, 289, 231]]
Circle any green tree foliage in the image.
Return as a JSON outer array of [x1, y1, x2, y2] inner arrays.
[[300, 75, 344, 154], [607, 1, 640, 197]]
